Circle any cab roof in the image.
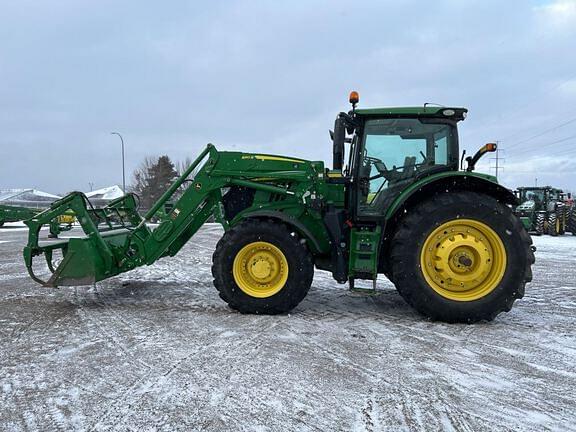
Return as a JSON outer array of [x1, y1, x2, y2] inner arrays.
[[354, 106, 468, 121]]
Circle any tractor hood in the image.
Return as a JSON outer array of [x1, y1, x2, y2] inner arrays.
[[211, 151, 325, 179], [517, 200, 535, 211]]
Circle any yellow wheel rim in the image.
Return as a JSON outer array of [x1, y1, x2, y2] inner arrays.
[[420, 219, 507, 302], [233, 241, 289, 298]]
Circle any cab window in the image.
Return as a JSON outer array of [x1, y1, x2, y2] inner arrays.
[[358, 118, 455, 214]]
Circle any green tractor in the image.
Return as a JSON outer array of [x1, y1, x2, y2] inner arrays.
[[514, 186, 567, 236], [565, 192, 576, 235], [22, 93, 534, 323]]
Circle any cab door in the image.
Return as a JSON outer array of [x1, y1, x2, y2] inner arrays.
[[353, 117, 457, 221]]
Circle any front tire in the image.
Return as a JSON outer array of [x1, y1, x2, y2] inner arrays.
[[390, 192, 534, 323], [212, 219, 314, 314]]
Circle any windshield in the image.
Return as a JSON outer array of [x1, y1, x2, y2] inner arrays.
[[520, 189, 544, 203], [358, 118, 456, 214]]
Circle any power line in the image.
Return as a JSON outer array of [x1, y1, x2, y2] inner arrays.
[[474, 73, 576, 135], [506, 116, 576, 150], [512, 133, 576, 155]]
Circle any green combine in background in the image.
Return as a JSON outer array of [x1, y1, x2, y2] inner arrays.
[[22, 92, 534, 323]]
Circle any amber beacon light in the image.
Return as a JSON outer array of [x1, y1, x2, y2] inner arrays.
[[349, 91, 359, 105]]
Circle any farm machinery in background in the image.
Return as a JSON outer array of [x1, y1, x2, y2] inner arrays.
[[21, 92, 534, 323], [0, 204, 37, 227], [0, 204, 74, 237], [514, 187, 576, 236]]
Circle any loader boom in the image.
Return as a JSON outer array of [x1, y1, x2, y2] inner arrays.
[[23, 144, 328, 287]]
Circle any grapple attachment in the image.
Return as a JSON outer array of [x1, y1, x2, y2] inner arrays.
[[23, 192, 145, 287], [23, 145, 221, 287]]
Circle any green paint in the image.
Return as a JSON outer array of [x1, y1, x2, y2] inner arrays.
[[0, 204, 38, 225], [384, 171, 501, 219], [355, 106, 467, 118], [21, 103, 512, 289], [348, 226, 382, 280]]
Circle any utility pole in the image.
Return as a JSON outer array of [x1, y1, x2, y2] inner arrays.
[[110, 132, 126, 194], [495, 143, 500, 179], [489, 141, 504, 180], [88, 182, 94, 192], [535, 177, 538, 187]]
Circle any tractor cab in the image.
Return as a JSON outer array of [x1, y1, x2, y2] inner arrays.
[[351, 109, 463, 216], [330, 92, 495, 222]]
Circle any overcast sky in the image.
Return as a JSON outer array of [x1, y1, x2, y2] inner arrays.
[[1, 0, 576, 194]]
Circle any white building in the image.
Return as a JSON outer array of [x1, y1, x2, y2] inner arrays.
[[0, 189, 62, 208]]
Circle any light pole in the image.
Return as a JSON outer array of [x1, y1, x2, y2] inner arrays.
[[110, 132, 125, 194]]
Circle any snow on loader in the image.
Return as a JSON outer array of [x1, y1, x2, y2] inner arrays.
[[23, 93, 534, 323]]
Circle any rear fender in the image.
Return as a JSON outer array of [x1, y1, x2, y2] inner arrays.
[[385, 173, 517, 222], [380, 173, 518, 274]]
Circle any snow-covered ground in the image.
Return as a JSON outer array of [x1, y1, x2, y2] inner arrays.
[[1, 226, 575, 431]]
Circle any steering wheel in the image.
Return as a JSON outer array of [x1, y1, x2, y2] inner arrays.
[[365, 156, 425, 182], [365, 156, 395, 181]]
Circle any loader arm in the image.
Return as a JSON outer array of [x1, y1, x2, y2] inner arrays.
[[23, 144, 307, 287]]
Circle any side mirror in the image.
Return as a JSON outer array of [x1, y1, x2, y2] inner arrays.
[[333, 116, 346, 171]]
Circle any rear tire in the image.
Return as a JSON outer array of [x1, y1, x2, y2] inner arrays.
[[390, 192, 534, 323], [212, 219, 314, 314], [568, 208, 576, 236], [548, 212, 559, 236], [558, 204, 567, 234], [535, 213, 545, 235]]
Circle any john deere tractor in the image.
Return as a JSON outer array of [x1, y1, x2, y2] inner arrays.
[[514, 186, 567, 236], [22, 92, 534, 323]]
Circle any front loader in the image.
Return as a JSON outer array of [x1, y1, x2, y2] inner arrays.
[[23, 92, 534, 323]]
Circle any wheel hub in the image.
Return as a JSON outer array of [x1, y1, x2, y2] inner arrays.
[[457, 254, 473, 267], [420, 219, 507, 301], [249, 254, 274, 281], [233, 241, 289, 298]]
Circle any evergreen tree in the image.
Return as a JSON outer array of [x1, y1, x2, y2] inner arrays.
[[130, 155, 179, 210]]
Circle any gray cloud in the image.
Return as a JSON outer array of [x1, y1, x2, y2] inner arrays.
[[1, 0, 575, 193]]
